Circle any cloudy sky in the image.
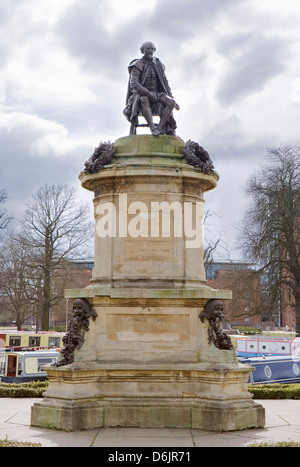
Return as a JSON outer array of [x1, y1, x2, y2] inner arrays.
[[0, 0, 299, 259]]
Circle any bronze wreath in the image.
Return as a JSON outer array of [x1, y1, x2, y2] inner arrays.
[[84, 141, 115, 173], [182, 139, 214, 173]]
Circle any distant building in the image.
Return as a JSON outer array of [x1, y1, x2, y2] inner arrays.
[[51, 259, 94, 328], [206, 260, 252, 280], [206, 260, 287, 331]]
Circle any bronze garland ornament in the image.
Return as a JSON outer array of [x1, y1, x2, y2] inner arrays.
[[84, 141, 115, 174], [199, 299, 233, 351], [53, 298, 97, 367], [183, 140, 214, 174]]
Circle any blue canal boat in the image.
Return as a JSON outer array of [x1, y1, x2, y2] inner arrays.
[[236, 336, 300, 384], [239, 355, 300, 384]]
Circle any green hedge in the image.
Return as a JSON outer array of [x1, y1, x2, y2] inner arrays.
[[233, 326, 262, 335], [249, 383, 300, 399], [0, 381, 299, 400], [0, 381, 48, 398]]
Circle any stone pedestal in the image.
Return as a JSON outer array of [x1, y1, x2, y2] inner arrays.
[[83, 135, 215, 288], [31, 135, 265, 431]]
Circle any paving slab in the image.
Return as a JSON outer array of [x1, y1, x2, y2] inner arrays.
[[0, 398, 300, 448]]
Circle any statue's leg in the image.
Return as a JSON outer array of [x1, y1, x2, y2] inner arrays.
[[157, 96, 176, 133], [140, 96, 160, 135], [130, 123, 136, 135]]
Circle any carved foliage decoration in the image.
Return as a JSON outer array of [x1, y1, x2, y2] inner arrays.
[[52, 298, 97, 367], [84, 141, 115, 174], [199, 299, 233, 351], [183, 140, 214, 173]]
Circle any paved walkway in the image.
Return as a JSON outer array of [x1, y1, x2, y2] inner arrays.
[[0, 398, 300, 447]]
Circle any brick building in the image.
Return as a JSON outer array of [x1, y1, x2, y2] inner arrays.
[[51, 258, 93, 328], [206, 261, 284, 331]]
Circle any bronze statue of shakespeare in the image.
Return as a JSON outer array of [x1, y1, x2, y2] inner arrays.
[[123, 42, 180, 136]]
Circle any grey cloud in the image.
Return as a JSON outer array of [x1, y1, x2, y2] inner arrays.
[[0, 129, 91, 224], [216, 33, 287, 104], [0, 1, 27, 69], [56, 4, 111, 71], [56, 1, 145, 77], [149, 0, 243, 37], [55, 0, 243, 77], [0, 0, 23, 27], [200, 112, 277, 164]]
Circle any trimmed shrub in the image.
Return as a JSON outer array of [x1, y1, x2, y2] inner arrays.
[[249, 383, 300, 399], [233, 326, 262, 335], [0, 381, 48, 397]]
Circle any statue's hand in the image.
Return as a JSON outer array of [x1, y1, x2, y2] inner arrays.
[[175, 102, 180, 111], [148, 91, 159, 101]]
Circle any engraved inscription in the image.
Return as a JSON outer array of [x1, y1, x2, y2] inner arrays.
[[106, 314, 189, 343], [124, 237, 173, 262]]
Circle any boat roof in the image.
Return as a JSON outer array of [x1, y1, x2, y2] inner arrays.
[[0, 350, 60, 357], [0, 330, 64, 335], [240, 355, 300, 363]]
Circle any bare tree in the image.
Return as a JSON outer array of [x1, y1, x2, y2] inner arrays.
[[0, 186, 11, 232], [239, 146, 300, 334], [203, 209, 231, 271], [19, 183, 93, 330], [209, 266, 273, 323], [0, 234, 39, 329]]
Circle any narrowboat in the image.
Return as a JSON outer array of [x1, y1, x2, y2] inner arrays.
[[0, 349, 60, 383], [0, 330, 64, 350], [236, 336, 300, 384], [239, 355, 300, 384]]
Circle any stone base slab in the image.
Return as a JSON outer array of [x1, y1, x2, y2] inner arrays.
[[31, 398, 264, 432], [31, 362, 265, 432]]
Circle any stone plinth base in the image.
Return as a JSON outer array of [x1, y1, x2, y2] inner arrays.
[[31, 135, 266, 432], [31, 362, 265, 432], [31, 287, 265, 432]]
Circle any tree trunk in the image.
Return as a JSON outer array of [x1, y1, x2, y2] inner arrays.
[[41, 271, 51, 331], [294, 290, 300, 337], [16, 315, 23, 331]]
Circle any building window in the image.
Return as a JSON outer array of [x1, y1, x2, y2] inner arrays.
[[205, 265, 216, 279]]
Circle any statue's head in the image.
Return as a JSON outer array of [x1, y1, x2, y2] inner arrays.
[[140, 41, 156, 55], [72, 298, 91, 318], [212, 300, 224, 315], [204, 299, 224, 319]]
